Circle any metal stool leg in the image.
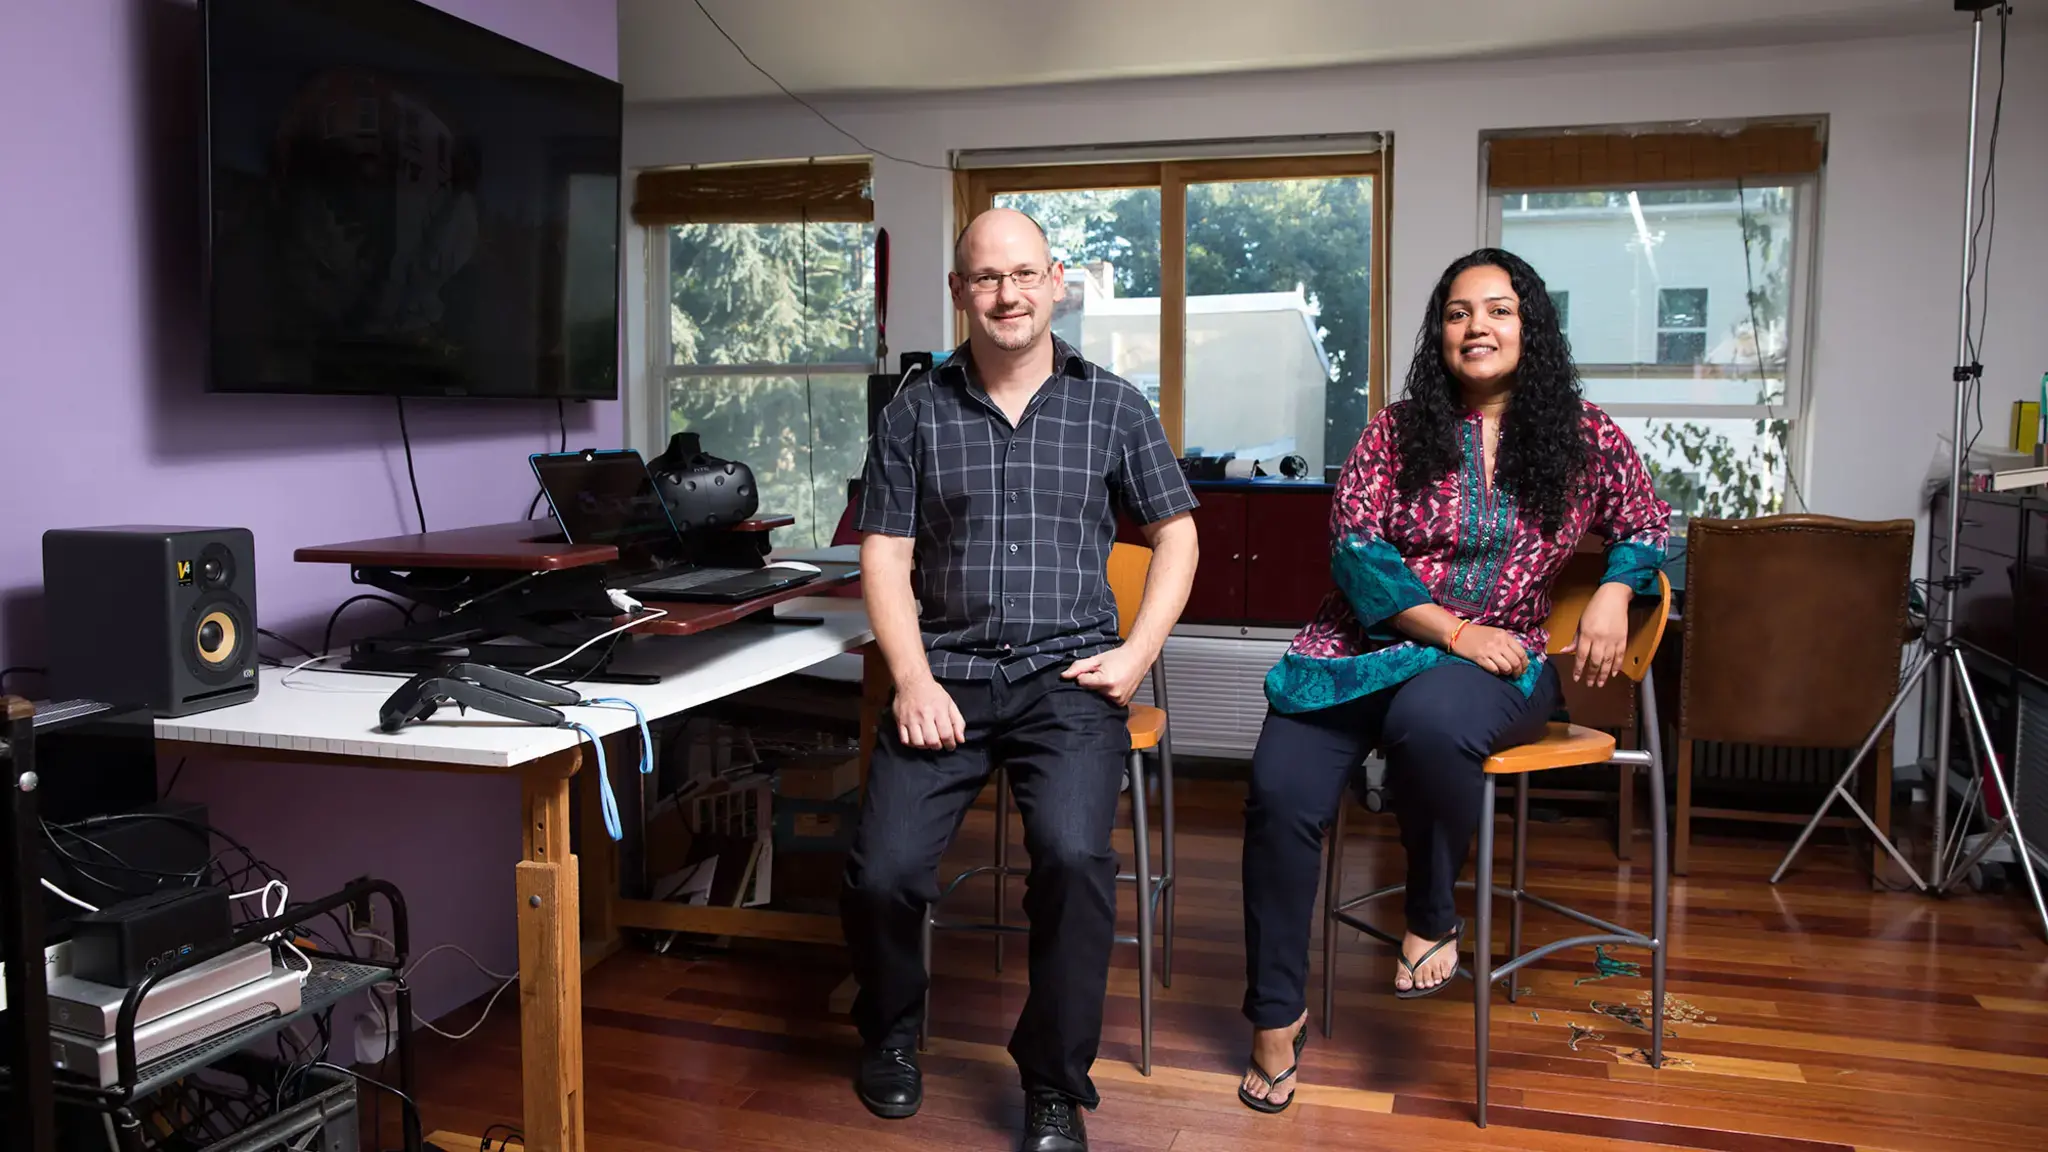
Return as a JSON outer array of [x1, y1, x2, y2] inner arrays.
[[1322, 801, 1345, 1038], [1508, 773, 1529, 1005], [1474, 774, 1496, 1128], [1644, 675, 1670, 1069], [1158, 740, 1177, 988], [994, 766, 1010, 974], [1154, 663, 1177, 989], [1128, 748, 1154, 1075]]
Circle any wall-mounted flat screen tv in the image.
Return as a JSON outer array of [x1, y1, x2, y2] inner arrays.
[[201, 0, 622, 399]]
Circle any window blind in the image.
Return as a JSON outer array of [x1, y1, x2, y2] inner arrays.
[[1485, 123, 1823, 190], [631, 159, 873, 225]]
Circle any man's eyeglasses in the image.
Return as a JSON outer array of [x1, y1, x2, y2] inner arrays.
[[961, 267, 1051, 294]]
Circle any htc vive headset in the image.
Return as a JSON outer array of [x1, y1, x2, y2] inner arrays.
[[648, 432, 759, 531]]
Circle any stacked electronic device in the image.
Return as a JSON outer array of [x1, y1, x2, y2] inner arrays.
[[41, 893, 302, 1087]]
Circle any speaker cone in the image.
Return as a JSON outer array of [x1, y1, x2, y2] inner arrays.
[[182, 592, 252, 684]]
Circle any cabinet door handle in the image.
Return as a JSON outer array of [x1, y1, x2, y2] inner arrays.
[[1232, 553, 1242, 561], [1250, 554, 1259, 561]]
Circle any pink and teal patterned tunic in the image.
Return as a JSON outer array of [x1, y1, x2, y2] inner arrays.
[[1265, 399, 1672, 714]]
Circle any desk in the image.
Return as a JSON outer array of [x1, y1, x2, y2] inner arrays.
[[154, 597, 877, 1152]]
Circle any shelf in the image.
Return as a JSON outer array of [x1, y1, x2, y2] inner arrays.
[[0, 957, 397, 1105], [124, 958, 392, 1099]]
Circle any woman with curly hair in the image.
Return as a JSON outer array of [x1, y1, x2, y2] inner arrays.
[[1234, 249, 1671, 1113]]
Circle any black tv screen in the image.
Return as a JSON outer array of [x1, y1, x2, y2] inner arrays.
[[200, 0, 623, 399]]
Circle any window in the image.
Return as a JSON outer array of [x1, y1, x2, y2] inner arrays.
[[1552, 289, 1570, 333], [1656, 288, 1707, 364], [1484, 123, 1824, 518], [633, 161, 876, 550], [960, 149, 1387, 480]]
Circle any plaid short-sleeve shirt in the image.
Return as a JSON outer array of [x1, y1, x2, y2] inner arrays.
[[856, 336, 1199, 681]]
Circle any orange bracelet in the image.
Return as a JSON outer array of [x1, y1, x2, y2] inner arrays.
[[1450, 620, 1470, 648]]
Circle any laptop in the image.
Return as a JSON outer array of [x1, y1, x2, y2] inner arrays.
[[529, 449, 818, 602]]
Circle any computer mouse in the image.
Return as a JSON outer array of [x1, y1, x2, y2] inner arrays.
[[764, 560, 821, 574]]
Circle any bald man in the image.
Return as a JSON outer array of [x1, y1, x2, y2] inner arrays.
[[841, 209, 1199, 1151]]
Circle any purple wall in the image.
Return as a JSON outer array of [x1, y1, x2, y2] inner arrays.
[[0, 0, 622, 1024]]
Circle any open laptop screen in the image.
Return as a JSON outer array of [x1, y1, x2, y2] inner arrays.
[[531, 450, 681, 567]]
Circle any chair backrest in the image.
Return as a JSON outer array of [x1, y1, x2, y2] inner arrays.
[[1540, 548, 1673, 684], [1107, 542, 1153, 641], [1679, 513, 1915, 748]]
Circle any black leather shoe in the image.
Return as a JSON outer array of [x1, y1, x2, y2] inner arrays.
[[1021, 1091, 1088, 1151], [855, 1046, 921, 1119]]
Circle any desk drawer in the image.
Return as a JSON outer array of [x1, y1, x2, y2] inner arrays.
[[1956, 495, 2023, 559]]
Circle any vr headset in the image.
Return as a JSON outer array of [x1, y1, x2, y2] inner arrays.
[[647, 432, 759, 532]]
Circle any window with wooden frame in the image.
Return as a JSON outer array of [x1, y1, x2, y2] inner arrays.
[[632, 159, 879, 549], [1481, 121, 1824, 519], [956, 148, 1389, 482]]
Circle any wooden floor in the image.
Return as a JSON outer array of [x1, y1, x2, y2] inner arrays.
[[384, 778, 2048, 1152]]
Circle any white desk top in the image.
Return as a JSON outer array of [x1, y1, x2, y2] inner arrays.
[[155, 598, 873, 770]]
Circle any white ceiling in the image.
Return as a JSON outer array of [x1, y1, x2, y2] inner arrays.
[[620, 0, 1960, 104]]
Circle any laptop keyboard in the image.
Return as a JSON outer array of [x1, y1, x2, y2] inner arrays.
[[630, 566, 760, 593]]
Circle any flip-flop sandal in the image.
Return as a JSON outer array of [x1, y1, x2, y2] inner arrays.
[[1394, 920, 1464, 1000], [1236, 1018, 1309, 1114]]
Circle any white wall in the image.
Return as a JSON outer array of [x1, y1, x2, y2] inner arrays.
[[625, 23, 2048, 761]]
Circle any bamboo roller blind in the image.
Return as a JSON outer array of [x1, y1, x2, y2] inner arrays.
[[1486, 124, 1824, 189], [632, 160, 873, 225]]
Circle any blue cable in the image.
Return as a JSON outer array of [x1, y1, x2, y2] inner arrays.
[[585, 698, 653, 778], [571, 698, 652, 843], [566, 722, 621, 842]]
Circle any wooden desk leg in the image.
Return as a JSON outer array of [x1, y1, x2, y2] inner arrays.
[[519, 753, 585, 1152]]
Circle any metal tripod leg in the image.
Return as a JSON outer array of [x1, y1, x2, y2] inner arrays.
[[1940, 657, 2048, 942], [1771, 647, 1934, 888]]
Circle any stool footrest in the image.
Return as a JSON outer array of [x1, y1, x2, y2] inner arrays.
[[1518, 891, 1639, 939], [1489, 932, 1652, 983]]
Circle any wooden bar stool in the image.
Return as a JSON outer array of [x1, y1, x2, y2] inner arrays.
[[1321, 561, 1673, 1126], [918, 543, 1178, 1074]]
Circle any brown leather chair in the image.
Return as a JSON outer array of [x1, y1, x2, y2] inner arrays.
[[1674, 514, 1916, 875]]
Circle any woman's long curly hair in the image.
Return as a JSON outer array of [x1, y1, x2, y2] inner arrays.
[[1394, 248, 1589, 537]]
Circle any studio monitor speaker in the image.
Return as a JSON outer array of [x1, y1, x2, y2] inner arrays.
[[42, 526, 260, 716]]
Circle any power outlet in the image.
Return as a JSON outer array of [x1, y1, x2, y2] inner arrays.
[[354, 1010, 398, 1065]]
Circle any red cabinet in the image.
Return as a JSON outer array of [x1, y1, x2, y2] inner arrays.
[[1120, 483, 1334, 628], [1185, 492, 1248, 622], [1243, 489, 1336, 626]]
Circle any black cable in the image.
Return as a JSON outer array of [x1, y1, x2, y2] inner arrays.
[[396, 395, 428, 533], [801, 211, 819, 548], [0, 665, 46, 694], [310, 1059, 419, 1114], [324, 593, 415, 656], [164, 755, 187, 796], [257, 627, 320, 663], [1958, 4, 2004, 469], [689, 0, 951, 172], [526, 398, 569, 519]]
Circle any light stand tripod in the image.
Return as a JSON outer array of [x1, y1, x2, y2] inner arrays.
[[1770, 1, 2048, 944]]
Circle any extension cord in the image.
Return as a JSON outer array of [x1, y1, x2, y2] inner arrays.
[[606, 588, 642, 614]]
